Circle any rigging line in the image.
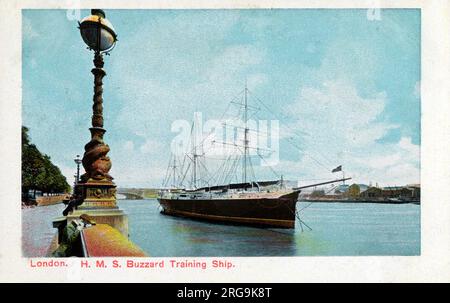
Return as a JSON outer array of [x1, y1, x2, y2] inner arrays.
[[286, 136, 336, 167], [325, 185, 338, 194], [162, 155, 172, 187], [250, 108, 292, 129], [279, 121, 337, 167], [183, 91, 244, 156], [286, 137, 331, 174], [223, 155, 238, 185], [231, 158, 242, 184], [245, 89, 298, 138], [298, 178, 335, 181], [283, 203, 312, 231], [179, 161, 191, 187], [225, 154, 242, 185], [297, 216, 312, 231], [246, 107, 261, 121], [169, 156, 181, 187], [249, 92, 333, 167], [230, 101, 261, 111], [298, 201, 314, 212], [249, 90, 303, 136], [198, 159, 213, 184], [215, 156, 229, 185], [217, 154, 231, 185], [179, 153, 189, 184], [202, 155, 241, 161], [205, 167, 219, 185], [225, 155, 238, 183], [292, 206, 313, 231], [227, 156, 241, 185], [175, 156, 185, 186], [214, 150, 233, 183], [256, 150, 281, 179], [213, 140, 273, 154], [217, 154, 235, 184], [250, 107, 337, 165], [221, 123, 272, 137], [218, 154, 234, 185], [248, 156, 256, 182]]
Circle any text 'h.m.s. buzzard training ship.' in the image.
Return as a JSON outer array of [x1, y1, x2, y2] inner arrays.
[[158, 85, 349, 228]]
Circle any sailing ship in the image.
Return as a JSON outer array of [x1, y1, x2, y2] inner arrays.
[[158, 85, 348, 228]]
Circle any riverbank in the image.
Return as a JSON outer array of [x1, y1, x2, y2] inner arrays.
[[22, 203, 63, 257], [299, 198, 420, 204], [35, 194, 69, 206]]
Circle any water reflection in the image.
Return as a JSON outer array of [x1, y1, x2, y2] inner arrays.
[[164, 215, 297, 256]]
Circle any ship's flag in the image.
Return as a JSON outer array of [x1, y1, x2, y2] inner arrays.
[[332, 165, 342, 173]]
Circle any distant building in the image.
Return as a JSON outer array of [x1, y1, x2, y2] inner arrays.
[[360, 187, 383, 199], [310, 189, 326, 197], [334, 184, 350, 194], [358, 184, 369, 192], [406, 184, 421, 200], [359, 184, 420, 201], [382, 186, 413, 199]]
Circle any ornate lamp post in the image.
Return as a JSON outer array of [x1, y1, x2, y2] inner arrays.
[[74, 154, 82, 183], [63, 9, 128, 236]]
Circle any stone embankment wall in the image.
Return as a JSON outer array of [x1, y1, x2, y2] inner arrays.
[[36, 194, 68, 206]]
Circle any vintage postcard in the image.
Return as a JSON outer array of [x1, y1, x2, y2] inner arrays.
[[0, 0, 449, 283]]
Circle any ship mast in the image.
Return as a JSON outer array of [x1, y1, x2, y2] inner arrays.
[[243, 82, 249, 185], [192, 121, 197, 189], [172, 157, 177, 187]]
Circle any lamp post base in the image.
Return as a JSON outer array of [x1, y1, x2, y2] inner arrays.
[[75, 181, 118, 209], [66, 181, 129, 237], [66, 208, 129, 238]]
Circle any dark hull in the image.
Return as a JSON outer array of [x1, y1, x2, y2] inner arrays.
[[158, 191, 300, 228]]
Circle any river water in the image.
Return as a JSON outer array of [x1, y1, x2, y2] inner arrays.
[[22, 199, 420, 257]]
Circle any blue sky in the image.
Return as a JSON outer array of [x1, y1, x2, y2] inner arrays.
[[22, 9, 420, 188]]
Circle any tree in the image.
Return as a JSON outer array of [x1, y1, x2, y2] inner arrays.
[[22, 126, 70, 200], [347, 184, 361, 199]]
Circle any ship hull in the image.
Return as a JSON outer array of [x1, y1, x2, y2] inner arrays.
[[158, 191, 300, 228]]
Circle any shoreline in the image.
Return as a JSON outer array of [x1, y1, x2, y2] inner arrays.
[[298, 199, 420, 205]]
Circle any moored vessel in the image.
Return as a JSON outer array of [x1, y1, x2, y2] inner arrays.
[[157, 84, 348, 228], [159, 182, 300, 228]]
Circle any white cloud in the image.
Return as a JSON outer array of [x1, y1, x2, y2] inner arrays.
[[278, 78, 419, 186], [205, 44, 266, 85], [247, 73, 268, 91], [286, 79, 397, 150], [112, 161, 167, 188], [398, 136, 420, 159], [108, 38, 270, 187], [140, 138, 164, 154]]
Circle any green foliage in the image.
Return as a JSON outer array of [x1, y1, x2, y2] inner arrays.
[[22, 126, 70, 196], [348, 184, 361, 198]]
